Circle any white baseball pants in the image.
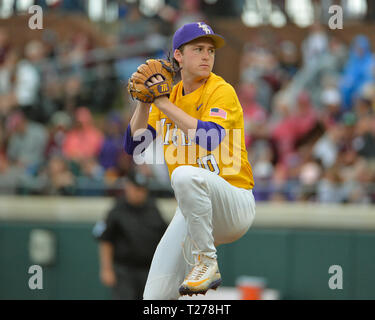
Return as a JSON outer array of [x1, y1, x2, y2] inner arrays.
[[143, 165, 256, 300]]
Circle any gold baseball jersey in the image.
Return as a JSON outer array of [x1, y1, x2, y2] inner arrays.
[[148, 72, 254, 189]]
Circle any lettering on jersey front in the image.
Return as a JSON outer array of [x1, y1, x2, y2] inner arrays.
[[160, 119, 172, 145], [161, 118, 192, 146], [132, 119, 242, 175], [171, 126, 179, 147], [181, 129, 191, 146]]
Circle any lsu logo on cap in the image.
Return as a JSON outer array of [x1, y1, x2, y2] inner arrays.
[[197, 22, 212, 34], [157, 83, 169, 93]]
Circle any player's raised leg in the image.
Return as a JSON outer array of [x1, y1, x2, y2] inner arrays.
[[170, 165, 255, 296]]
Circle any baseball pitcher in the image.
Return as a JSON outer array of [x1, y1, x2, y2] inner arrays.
[[125, 22, 256, 299]]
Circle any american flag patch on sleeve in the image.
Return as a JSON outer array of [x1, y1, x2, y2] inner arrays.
[[209, 108, 227, 119]]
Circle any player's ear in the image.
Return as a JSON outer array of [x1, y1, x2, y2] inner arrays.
[[174, 49, 182, 65]]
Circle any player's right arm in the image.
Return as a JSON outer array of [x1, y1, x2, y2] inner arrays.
[[129, 101, 151, 135], [124, 101, 159, 156]]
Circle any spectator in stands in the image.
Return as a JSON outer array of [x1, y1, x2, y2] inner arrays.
[[6, 110, 47, 171], [269, 92, 296, 167], [66, 32, 93, 72], [340, 112, 357, 152], [320, 87, 342, 127], [250, 140, 275, 201], [237, 81, 267, 148], [345, 158, 373, 204], [75, 157, 106, 196], [98, 112, 124, 171], [28, 155, 76, 195], [0, 152, 24, 194], [335, 145, 360, 189], [62, 75, 85, 115], [316, 166, 348, 203], [301, 23, 329, 68], [361, 83, 375, 113], [240, 43, 276, 112], [359, 83, 375, 112], [45, 155, 75, 195], [313, 123, 344, 169], [62, 106, 104, 163], [45, 111, 72, 158], [329, 139, 372, 204], [353, 115, 375, 160], [93, 169, 167, 299], [339, 35, 374, 111], [297, 155, 323, 201], [42, 29, 59, 59], [291, 91, 318, 140], [278, 40, 299, 79], [267, 91, 319, 194], [0, 41, 45, 121], [0, 48, 17, 109], [353, 96, 373, 121], [326, 36, 348, 74], [102, 151, 140, 198]]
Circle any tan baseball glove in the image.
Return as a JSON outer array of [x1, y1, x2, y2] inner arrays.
[[127, 59, 175, 104]]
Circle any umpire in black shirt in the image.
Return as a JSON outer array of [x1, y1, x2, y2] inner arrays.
[[93, 169, 167, 300]]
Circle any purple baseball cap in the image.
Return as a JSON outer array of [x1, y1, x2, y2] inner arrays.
[[173, 22, 226, 52]]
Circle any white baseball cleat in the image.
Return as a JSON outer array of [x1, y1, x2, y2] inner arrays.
[[179, 255, 222, 296]]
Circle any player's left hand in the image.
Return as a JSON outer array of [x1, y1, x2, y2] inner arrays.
[[127, 59, 175, 104]]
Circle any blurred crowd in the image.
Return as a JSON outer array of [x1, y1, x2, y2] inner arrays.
[[0, 4, 174, 197], [0, 2, 374, 204], [240, 23, 375, 203]]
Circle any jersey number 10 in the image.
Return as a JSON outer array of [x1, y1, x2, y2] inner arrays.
[[197, 154, 220, 175]]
